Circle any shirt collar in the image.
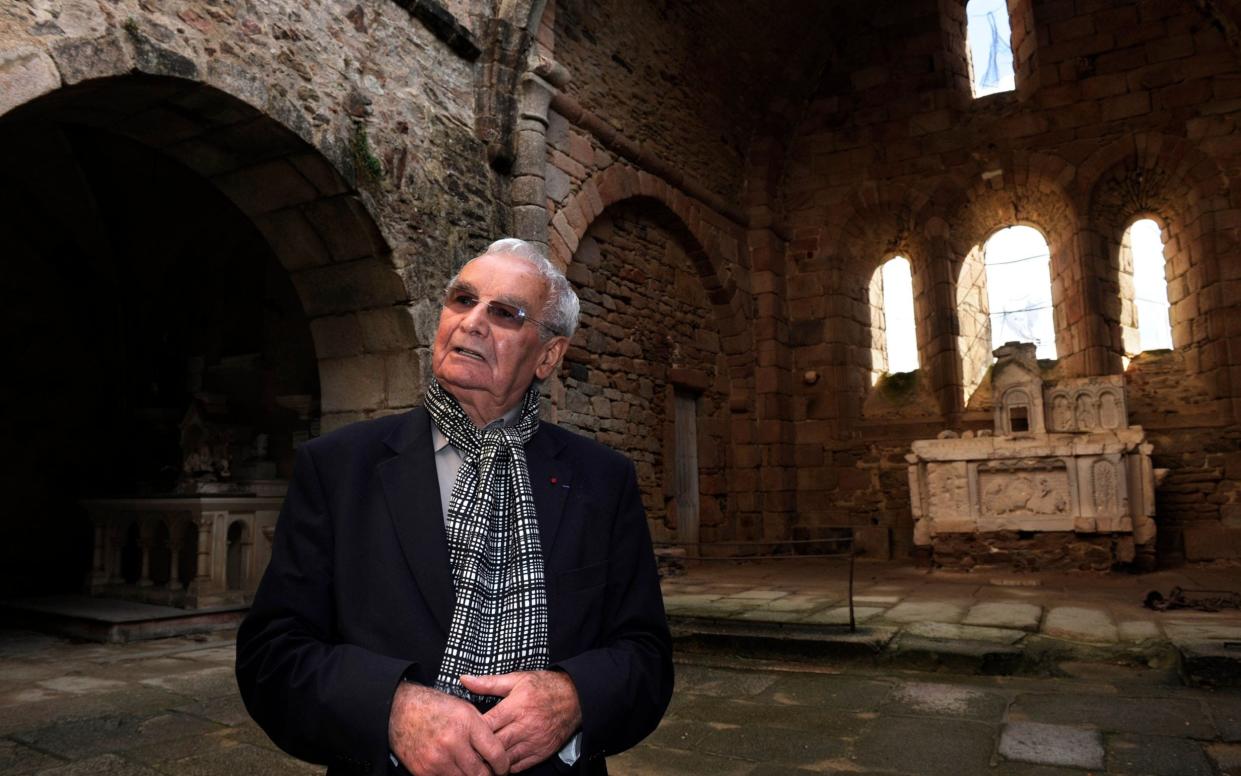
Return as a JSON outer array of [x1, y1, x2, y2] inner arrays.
[[430, 402, 525, 453]]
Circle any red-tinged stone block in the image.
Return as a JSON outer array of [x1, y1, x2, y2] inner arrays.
[[1095, 45, 1148, 74], [567, 131, 593, 168], [1100, 91, 1151, 121], [562, 195, 589, 241], [580, 178, 604, 220], [1080, 72, 1128, 99], [837, 467, 871, 492], [1148, 32, 1195, 63], [1049, 14, 1095, 43]]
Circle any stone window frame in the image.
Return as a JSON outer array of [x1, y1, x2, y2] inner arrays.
[[868, 254, 920, 386], [1116, 213, 1175, 366], [962, 0, 1018, 99], [957, 221, 1056, 405]]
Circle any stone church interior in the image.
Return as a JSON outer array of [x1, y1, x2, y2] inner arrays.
[[2, 0, 1241, 604]]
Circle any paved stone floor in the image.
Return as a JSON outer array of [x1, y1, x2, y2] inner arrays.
[[611, 656, 1241, 775], [661, 560, 1241, 648], [1, 627, 1238, 775]]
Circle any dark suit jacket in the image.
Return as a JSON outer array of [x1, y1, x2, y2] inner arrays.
[[235, 407, 674, 776]]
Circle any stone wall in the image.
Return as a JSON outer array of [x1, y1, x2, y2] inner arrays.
[[0, 0, 504, 434]]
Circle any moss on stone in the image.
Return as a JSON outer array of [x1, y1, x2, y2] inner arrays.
[[876, 369, 919, 402], [352, 125, 383, 181]]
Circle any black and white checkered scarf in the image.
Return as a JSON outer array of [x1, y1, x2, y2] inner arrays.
[[424, 378, 549, 702]]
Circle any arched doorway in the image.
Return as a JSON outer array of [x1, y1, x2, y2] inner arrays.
[[564, 198, 731, 552], [0, 75, 400, 598]]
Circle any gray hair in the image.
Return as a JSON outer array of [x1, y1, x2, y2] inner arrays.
[[450, 237, 580, 340]]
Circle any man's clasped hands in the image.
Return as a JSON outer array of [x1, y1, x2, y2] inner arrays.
[[389, 669, 581, 776]]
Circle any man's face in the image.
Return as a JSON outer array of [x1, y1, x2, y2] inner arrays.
[[431, 253, 568, 425]]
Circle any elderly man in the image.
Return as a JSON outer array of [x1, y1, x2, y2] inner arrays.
[[236, 238, 673, 775]]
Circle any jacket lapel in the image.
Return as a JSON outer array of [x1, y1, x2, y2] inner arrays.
[[378, 407, 454, 634], [526, 422, 572, 557]]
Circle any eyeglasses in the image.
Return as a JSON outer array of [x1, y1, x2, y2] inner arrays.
[[443, 286, 562, 336]]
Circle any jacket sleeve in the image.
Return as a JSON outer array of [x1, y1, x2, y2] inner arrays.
[[551, 459, 674, 763], [235, 443, 412, 775]]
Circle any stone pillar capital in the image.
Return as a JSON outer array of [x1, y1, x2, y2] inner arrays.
[[517, 71, 556, 126]]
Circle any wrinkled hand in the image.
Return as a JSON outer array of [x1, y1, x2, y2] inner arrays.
[[461, 671, 582, 772], [389, 682, 510, 776]]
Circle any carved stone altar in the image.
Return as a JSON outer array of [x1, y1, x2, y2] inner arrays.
[[906, 342, 1160, 570], [81, 392, 295, 608], [82, 487, 283, 609]]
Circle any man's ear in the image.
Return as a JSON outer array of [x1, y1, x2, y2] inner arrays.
[[534, 336, 571, 381]]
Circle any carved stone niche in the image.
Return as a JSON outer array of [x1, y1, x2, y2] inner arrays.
[[992, 342, 1046, 435], [907, 341, 1159, 571]]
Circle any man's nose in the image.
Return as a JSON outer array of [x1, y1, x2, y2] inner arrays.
[[461, 301, 491, 333]]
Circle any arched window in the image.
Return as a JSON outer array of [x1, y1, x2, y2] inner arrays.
[[869, 256, 920, 384], [966, 0, 1015, 97], [985, 225, 1056, 359], [1121, 218, 1173, 356]]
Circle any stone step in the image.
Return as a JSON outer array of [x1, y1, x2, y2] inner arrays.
[[669, 614, 1183, 680]]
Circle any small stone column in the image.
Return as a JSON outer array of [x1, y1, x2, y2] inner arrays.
[[109, 524, 124, 584], [137, 523, 154, 588], [90, 519, 108, 590], [510, 57, 570, 255], [167, 544, 182, 591], [194, 517, 212, 584]]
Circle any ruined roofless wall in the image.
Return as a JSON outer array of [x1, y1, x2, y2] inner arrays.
[[779, 0, 1241, 565]]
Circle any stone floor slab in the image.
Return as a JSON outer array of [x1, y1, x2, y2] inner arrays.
[[172, 695, 253, 728], [727, 590, 790, 601], [1208, 696, 1241, 741], [757, 673, 893, 710], [1117, 620, 1161, 642], [1010, 693, 1217, 738], [881, 600, 968, 624], [137, 667, 237, 700], [29, 753, 164, 775], [672, 665, 779, 698], [882, 681, 1009, 721], [999, 722, 1104, 770], [608, 744, 755, 776], [1042, 607, 1118, 643], [852, 595, 902, 605], [1107, 734, 1214, 776], [663, 594, 724, 608], [13, 711, 221, 759], [0, 738, 64, 774], [161, 742, 323, 776], [695, 722, 850, 765], [764, 595, 834, 612], [963, 602, 1043, 631], [853, 716, 996, 776], [35, 677, 127, 695], [736, 609, 809, 624], [801, 606, 882, 625], [1207, 742, 1241, 774], [903, 621, 1027, 645]]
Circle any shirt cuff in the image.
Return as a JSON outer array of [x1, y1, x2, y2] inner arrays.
[[558, 731, 582, 765]]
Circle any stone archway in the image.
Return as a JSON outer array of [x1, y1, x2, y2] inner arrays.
[[0, 74, 414, 596], [561, 196, 736, 552]]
